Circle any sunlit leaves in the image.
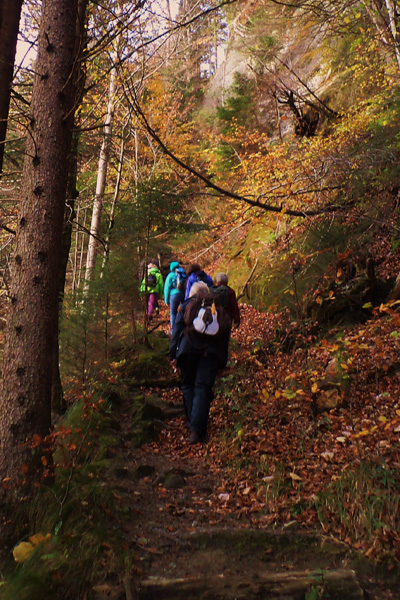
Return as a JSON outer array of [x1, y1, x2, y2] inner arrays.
[[13, 534, 51, 563]]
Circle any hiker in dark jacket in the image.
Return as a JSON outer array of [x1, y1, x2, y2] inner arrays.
[[184, 263, 213, 300], [170, 281, 230, 444], [214, 272, 241, 327]]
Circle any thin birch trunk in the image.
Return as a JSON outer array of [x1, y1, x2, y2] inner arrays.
[[77, 207, 87, 292], [72, 202, 80, 292], [383, 0, 400, 69], [100, 116, 129, 274], [83, 56, 118, 292]]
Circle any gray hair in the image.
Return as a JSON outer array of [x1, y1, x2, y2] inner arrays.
[[189, 281, 209, 297], [215, 272, 228, 286]]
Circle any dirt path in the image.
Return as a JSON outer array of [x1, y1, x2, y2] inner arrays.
[[110, 398, 392, 600], [105, 306, 399, 600]]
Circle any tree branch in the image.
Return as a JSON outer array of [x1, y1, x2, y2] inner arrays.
[[129, 95, 348, 218]]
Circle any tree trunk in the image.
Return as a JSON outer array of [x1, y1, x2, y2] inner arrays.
[[0, 0, 24, 176], [51, 0, 88, 413], [83, 55, 118, 292], [383, 0, 400, 69], [101, 115, 129, 275], [0, 0, 87, 505]]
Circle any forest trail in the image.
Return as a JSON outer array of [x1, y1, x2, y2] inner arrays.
[[103, 304, 398, 600]]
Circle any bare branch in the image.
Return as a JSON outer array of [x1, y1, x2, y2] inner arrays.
[[129, 94, 348, 218]]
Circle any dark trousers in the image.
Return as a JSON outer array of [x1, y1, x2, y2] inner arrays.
[[178, 353, 220, 438], [169, 291, 184, 331]]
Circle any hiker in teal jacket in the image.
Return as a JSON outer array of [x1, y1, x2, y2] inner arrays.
[[164, 261, 186, 332], [140, 259, 164, 320]]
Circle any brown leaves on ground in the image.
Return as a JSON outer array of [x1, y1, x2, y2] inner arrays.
[[149, 298, 400, 562]]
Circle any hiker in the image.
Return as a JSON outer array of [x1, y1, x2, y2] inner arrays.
[[184, 263, 213, 300], [164, 261, 187, 332], [169, 280, 231, 444], [212, 272, 241, 328], [140, 259, 164, 320]]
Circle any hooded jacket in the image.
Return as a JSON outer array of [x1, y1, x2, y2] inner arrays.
[[164, 261, 183, 304], [184, 270, 213, 300], [140, 263, 164, 295]]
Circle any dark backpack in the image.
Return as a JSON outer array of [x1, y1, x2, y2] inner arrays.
[[195, 271, 211, 287], [209, 284, 229, 309], [183, 289, 231, 339], [174, 267, 187, 292], [146, 273, 157, 287]]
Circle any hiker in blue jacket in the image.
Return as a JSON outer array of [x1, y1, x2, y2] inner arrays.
[[184, 263, 213, 300], [164, 261, 186, 332], [170, 281, 230, 444]]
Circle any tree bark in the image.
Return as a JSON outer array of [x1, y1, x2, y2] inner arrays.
[[0, 0, 24, 176], [51, 0, 88, 413], [383, 0, 400, 69], [83, 52, 118, 292], [0, 0, 87, 503]]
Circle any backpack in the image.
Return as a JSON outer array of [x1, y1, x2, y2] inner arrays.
[[183, 289, 231, 339], [146, 273, 157, 287], [174, 266, 187, 292], [209, 284, 230, 309], [195, 271, 211, 287]]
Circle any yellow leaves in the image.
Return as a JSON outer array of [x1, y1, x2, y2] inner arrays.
[[12, 543, 36, 563], [354, 429, 370, 438], [13, 533, 51, 563], [289, 472, 302, 482], [311, 382, 318, 394]]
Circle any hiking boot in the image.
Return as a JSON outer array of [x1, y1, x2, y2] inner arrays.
[[189, 431, 202, 444]]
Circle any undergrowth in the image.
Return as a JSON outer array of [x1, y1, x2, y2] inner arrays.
[[315, 459, 400, 556], [0, 393, 137, 600]]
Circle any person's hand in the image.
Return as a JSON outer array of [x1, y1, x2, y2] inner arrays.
[[171, 359, 178, 373]]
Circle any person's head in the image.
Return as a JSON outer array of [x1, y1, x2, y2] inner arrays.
[[188, 263, 201, 275], [215, 272, 228, 286], [148, 258, 159, 269], [169, 261, 179, 272], [189, 281, 208, 298]]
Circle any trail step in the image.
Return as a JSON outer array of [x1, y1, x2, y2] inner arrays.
[[139, 568, 364, 599]]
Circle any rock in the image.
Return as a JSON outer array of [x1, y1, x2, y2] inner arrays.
[[133, 465, 156, 480]]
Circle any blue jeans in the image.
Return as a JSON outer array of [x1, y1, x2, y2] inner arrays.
[[170, 291, 184, 331], [178, 353, 220, 438]]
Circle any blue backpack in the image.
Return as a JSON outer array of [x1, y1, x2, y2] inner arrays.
[[174, 266, 187, 292]]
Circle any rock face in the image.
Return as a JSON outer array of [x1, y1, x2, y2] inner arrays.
[[202, 7, 337, 139]]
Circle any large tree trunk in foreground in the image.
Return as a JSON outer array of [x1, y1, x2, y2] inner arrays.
[[0, 0, 24, 175], [51, 0, 88, 413], [0, 0, 85, 507]]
